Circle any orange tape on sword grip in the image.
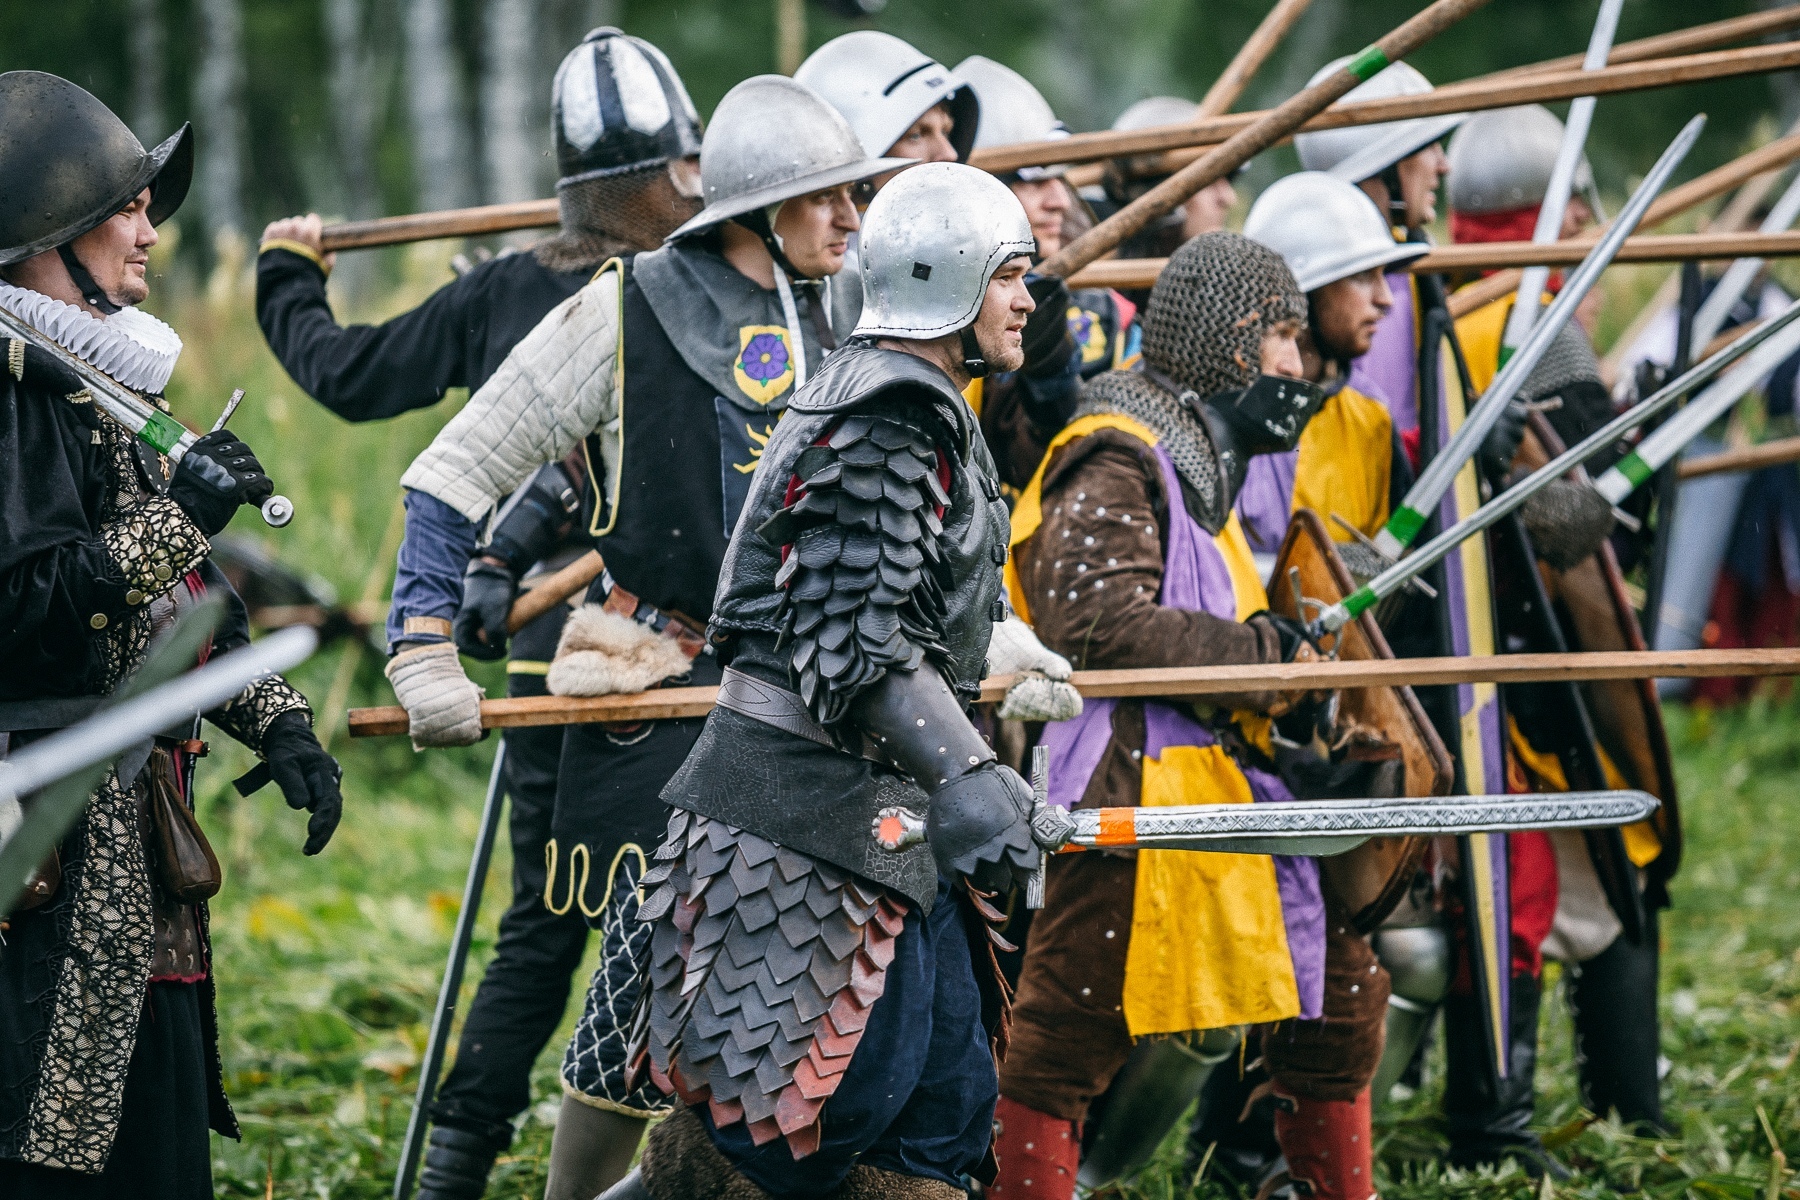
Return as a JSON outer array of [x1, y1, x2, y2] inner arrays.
[[1096, 807, 1137, 847]]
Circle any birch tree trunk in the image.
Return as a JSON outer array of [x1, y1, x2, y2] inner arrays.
[[404, 0, 476, 211], [193, 0, 247, 236], [482, 0, 541, 204], [126, 0, 167, 144], [325, 0, 383, 221]]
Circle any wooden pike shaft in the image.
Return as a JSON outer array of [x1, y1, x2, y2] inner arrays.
[[1036, 0, 1494, 279], [347, 646, 1800, 737], [975, 39, 1800, 178], [1066, 231, 1800, 293], [1446, 131, 1800, 319], [318, 16, 1800, 256], [1678, 434, 1800, 480], [506, 550, 603, 634], [1196, 0, 1317, 118]]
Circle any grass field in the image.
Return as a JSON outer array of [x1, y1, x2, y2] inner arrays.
[[144, 242, 1800, 1197]]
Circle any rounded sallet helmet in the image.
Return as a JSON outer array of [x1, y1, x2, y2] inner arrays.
[[1243, 172, 1428, 292], [854, 161, 1036, 339], [1447, 104, 1596, 214], [552, 28, 703, 188], [955, 56, 1069, 181], [665, 75, 913, 243], [795, 31, 979, 162], [1293, 58, 1465, 185], [0, 71, 192, 267]]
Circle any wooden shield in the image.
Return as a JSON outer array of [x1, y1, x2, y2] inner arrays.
[[1271, 510, 1455, 932], [1519, 415, 1682, 888]]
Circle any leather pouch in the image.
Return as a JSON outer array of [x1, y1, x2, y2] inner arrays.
[[147, 749, 221, 902]]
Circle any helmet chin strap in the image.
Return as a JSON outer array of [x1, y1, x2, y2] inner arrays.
[[1377, 164, 1409, 228], [57, 243, 121, 316], [959, 325, 990, 379]]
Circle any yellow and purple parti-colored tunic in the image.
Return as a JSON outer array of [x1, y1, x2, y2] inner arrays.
[[1009, 414, 1327, 1036]]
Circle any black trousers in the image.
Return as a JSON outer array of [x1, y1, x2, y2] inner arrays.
[[0, 981, 212, 1199], [429, 608, 592, 1145]]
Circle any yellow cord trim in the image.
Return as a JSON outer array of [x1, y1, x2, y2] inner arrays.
[[505, 660, 551, 676], [586, 258, 628, 539], [259, 238, 329, 273]]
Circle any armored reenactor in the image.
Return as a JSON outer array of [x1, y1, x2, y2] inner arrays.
[[1236, 171, 1432, 557], [598, 159, 1061, 1200], [1447, 104, 1679, 1154], [988, 233, 1426, 1200], [384, 75, 906, 1199], [256, 30, 706, 1199], [0, 72, 343, 1198]]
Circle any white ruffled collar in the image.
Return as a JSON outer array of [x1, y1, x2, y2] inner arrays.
[[0, 281, 182, 394]]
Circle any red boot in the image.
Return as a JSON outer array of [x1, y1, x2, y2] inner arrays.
[[1271, 1088, 1375, 1200], [989, 1094, 1080, 1200]]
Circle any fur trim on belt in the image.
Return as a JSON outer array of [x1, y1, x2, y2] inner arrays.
[[547, 604, 694, 697]]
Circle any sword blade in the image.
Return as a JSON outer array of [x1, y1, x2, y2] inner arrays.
[[1068, 790, 1658, 856]]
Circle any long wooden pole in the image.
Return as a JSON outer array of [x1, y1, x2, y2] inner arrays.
[[348, 646, 1800, 737], [1067, 230, 1800, 293], [319, 33, 1800, 255], [1488, 6, 1800, 81], [1037, 0, 1495, 279], [1196, 0, 1318, 117], [1445, 130, 1800, 320], [976, 40, 1800, 178], [1678, 434, 1800, 480]]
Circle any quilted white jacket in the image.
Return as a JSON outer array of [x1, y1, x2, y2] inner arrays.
[[400, 262, 624, 524]]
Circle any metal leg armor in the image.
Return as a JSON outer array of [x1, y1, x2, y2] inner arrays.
[[1567, 907, 1667, 1132], [1184, 1060, 1283, 1192], [1367, 923, 1451, 1105], [1078, 1028, 1239, 1191]]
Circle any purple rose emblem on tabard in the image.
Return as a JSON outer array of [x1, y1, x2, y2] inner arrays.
[[740, 332, 790, 382]]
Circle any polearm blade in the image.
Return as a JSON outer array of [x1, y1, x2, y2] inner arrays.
[[1372, 113, 1707, 559], [0, 299, 294, 528], [1498, 0, 1626, 357], [1323, 297, 1800, 631], [1069, 790, 1658, 857], [1686, 168, 1800, 358], [1594, 305, 1800, 504]]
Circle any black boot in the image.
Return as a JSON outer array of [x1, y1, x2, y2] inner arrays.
[[1442, 972, 1568, 1178], [1568, 909, 1669, 1134], [416, 1124, 507, 1200], [1182, 1058, 1282, 1190]]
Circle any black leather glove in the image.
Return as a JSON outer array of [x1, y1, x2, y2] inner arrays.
[[1021, 274, 1078, 378], [1248, 610, 1319, 664], [259, 711, 344, 855], [454, 557, 517, 661], [1478, 400, 1529, 481], [169, 428, 274, 535], [925, 761, 1042, 894]]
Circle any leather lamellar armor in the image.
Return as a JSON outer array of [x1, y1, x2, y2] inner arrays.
[[660, 342, 1011, 911]]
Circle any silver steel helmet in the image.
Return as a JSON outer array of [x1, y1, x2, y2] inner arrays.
[[552, 28, 702, 188], [1448, 104, 1597, 215], [955, 56, 1069, 181], [854, 161, 1035, 340], [795, 31, 978, 162], [666, 75, 912, 242], [1293, 58, 1465, 185], [1113, 95, 1198, 132], [1243, 172, 1427, 292]]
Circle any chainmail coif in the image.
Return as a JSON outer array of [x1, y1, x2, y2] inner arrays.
[[1141, 230, 1307, 399], [534, 161, 701, 273]]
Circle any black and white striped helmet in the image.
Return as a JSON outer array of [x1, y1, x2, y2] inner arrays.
[[552, 28, 703, 188]]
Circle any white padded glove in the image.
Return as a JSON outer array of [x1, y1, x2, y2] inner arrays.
[[988, 616, 1083, 722], [384, 642, 485, 750]]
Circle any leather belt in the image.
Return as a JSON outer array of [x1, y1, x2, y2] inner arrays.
[[596, 569, 710, 660], [716, 667, 897, 769]]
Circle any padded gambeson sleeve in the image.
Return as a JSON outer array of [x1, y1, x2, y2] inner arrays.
[[762, 408, 955, 727]]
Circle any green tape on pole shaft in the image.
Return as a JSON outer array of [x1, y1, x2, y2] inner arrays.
[[1342, 586, 1378, 618], [1385, 505, 1427, 547], [1346, 45, 1390, 81], [137, 409, 187, 455], [1615, 450, 1655, 489]]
